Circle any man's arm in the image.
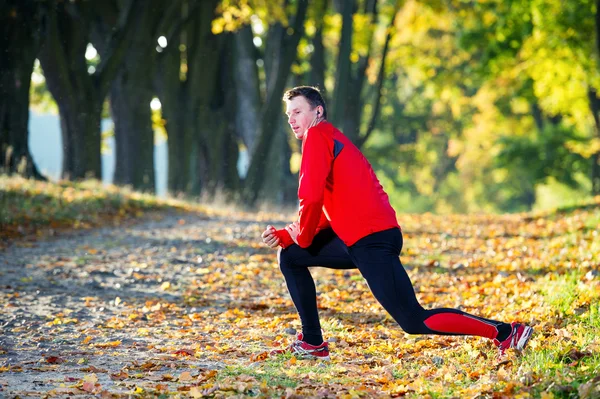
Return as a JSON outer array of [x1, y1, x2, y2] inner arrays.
[[316, 209, 330, 231], [273, 206, 329, 249], [295, 129, 332, 248]]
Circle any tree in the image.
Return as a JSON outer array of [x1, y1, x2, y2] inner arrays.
[[459, 0, 600, 198], [241, 0, 309, 205], [0, 1, 45, 179], [156, 0, 240, 197], [326, 0, 400, 148], [38, 0, 139, 180], [93, 0, 169, 193]]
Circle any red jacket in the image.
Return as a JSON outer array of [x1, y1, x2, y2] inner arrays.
[[275, 121, 399, 248]]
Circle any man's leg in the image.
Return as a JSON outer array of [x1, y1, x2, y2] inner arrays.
[[278, 229, 355, 345], [349, 228, 512, 340]]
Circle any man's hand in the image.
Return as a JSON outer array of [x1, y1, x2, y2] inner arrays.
[[285, 221, 300, 244], [261, 225, 280, 249]]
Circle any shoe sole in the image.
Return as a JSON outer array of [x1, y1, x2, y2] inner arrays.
[[516, 326, 533, 351], [297, 354, 330, 361], [270, 350, 330, 361]]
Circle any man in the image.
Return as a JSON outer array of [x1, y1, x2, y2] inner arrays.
[[261, 86, 533, 360]]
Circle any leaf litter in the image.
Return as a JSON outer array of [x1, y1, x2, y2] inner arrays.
[[0, 204, 599, 398]]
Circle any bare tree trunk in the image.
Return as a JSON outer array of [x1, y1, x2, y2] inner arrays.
[[358, 2, 398, 148], [157, 0, 221, 196], [0, 1, 45, 179], [243, 0, 309, 205], [195, 33, 240, 199], [106, 1, 166, 192], [57, 101, 103, 180], [161, 79, 194, 193], [587, 88, 600, 194], [589, 0, 600, 195], [110, 81, 155, 191], [331, 0, 355, 127], [309, 0, 328, 97], [233, 25, 261, 158], [39, 0, 138, 180], [341, 0, 378, 144]]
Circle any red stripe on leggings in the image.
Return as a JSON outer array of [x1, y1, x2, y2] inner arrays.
[[423, 313, 498, 339]]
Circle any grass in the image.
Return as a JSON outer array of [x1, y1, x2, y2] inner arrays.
[[0, 175, 204, 243], [524, 271, 600, 398]]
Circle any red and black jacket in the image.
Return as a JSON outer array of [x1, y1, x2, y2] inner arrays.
[[275, 121, 399, 248]]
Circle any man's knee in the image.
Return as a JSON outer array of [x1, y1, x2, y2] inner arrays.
[[397, 321, 423, 335], [277, 247, 293, 270], [387, 304, 427, 334]]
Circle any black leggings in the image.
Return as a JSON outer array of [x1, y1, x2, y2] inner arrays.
[[278, 228, 510, 341]]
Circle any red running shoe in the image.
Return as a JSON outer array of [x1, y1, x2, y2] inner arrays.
[[494, 322, 533, 356], [271, 333, 330, 360]]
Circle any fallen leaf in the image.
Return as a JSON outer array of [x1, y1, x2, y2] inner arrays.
[[110, 371, 129, 381], [173, 348, 195, 356], [45, 355, 65, 364], [94, 340, 121, 348]]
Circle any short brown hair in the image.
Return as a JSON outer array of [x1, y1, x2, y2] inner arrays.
[[283, 86, 328, 119]]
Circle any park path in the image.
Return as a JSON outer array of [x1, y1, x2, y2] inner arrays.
[[0, 209, 289, 397], [3, 206, 596, 398]]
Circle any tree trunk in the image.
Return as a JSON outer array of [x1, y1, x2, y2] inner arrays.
[[343, 78, 362, 142], [587, 88, 600, 195], [593, 150, 600, 195], [39, 0, 138, 180], [162, 82, 194, 194], [39, 3, 101, 179], [331, 0, 355, 127], [233, 25, 261, 158], [214, 35, 241, 198], [158, 15, 193, 195], [309, 0, 328, 97], [357, 3, 398, 148], [57, 102, 103, 180], [193, 33, 240, 199], [157, 0, 221, 196], [590, 0, 600, 195], [107, 1, 165, 192], [341, 0, 378, 144], [0, 1, 45, 178], [110, 81, 155, 191], [243, 0, 309, 205]]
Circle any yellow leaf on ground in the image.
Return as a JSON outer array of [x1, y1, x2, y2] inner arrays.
[[94, 340, 121, 348], [189, 387, 203, 398]]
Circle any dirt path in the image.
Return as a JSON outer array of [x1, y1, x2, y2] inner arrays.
[[0, 210, 287, 397]]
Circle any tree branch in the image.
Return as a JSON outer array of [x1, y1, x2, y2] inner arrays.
[[38, 3, 76, 108], [353, 0, 379, 97], [95, 0, 140, 97], [358, 3, 399, 148], [160, 0, 203, 56], [155, 0, 185, 36], [264, 0, 309, 108]]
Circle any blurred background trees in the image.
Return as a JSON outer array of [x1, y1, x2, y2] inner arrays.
[[1, 0, 599, 213]]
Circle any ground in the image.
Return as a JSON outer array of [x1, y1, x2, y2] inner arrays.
[[1, 207, 599, 398]]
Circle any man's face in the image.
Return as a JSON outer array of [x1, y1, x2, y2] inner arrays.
[[285, 96, 319, 140]]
